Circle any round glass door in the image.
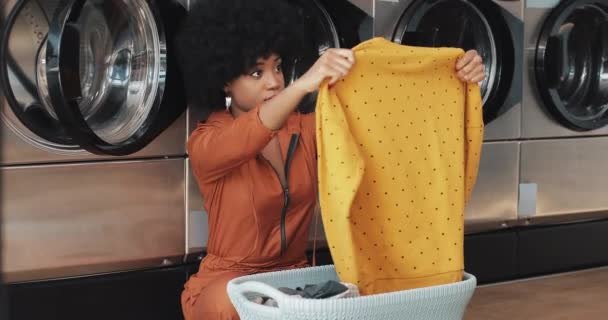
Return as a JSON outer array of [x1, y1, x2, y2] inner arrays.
[[285, 0, 340, 113], [393, 0, 515, 124], [535, 0, 608, 131], [45, 0, 185, 155], [1, 0, 186, 156], [1, 0, 80, 153]]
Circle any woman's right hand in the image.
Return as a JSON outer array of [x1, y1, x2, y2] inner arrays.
[[258, 48, 354, 130], [293, 48, 356, 93]]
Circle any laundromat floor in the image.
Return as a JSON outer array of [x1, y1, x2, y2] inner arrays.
[[464, 266, 608, 319]]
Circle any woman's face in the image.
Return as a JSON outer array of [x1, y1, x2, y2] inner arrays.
[[224, 53, 285, 113]]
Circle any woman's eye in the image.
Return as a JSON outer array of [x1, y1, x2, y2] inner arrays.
[[274, 64, 282, 73], [250, 70, 262, 78]]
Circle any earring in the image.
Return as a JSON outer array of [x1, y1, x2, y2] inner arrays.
[[225, 96, 232, 111]]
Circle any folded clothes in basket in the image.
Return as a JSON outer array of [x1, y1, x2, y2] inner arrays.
[[251, 280, 360, 307]]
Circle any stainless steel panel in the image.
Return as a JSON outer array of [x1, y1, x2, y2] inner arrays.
[[136, 112, 187, 157], [348, 0, 374, 17], [520, 138, 608, 221], [465, 142, 520, 233], [2, 159, 186, 283], [496, 0, 523, 18], [484, 103, 521, 141], [186, 158, 207, 262], [185, 106, 207, 261], [522, 7, 608, 139], [0, 106, 186, 165]]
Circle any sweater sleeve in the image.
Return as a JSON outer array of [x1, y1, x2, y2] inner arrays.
[[188, 105, 276, 184], [464, 83, 484, 204]]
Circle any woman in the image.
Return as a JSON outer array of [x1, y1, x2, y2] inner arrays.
[[175, 0, 486, 319]]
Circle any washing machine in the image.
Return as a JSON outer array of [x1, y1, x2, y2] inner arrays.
[[185, 0, 374, 259], [374, 0, 524, 232], [520, 0, 608, 224], [1, 0, 188, 283]]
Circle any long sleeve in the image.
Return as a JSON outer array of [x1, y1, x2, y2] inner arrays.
[[188, 105, 276, 184], [464, 83, 484, 204]]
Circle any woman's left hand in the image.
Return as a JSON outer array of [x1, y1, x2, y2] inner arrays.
[[455, 50, 486, 84]]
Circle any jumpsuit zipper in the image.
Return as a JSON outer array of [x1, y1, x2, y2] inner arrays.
[[263, 134, 300, 257]]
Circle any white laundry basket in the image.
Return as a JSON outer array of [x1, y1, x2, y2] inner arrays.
[[227, 265, 476, 320]]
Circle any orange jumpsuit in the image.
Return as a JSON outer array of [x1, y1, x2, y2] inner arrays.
[[182, 105, 317, 320]]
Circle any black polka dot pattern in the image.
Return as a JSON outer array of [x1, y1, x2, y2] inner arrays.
[[315, 38, 484, 295]]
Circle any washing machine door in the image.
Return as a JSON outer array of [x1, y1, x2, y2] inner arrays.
[[43, 0, 186, 155], [392, 0, 516, 125], [284, 0, 340, 113], [535, 0, 608, 131], [317, 0, 373, 49], [1, 0, 81, 152]]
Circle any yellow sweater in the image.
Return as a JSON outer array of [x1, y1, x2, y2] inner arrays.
[[315, 37, 483, 295]]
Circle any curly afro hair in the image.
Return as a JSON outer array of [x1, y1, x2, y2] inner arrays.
[[174, 0, 305, 120]]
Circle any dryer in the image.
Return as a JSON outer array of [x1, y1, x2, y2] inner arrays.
[[185, 0, 374, 259], [1, 0, 188, 283], [521, 0, 608, 224], [374, 0, 524, 232]]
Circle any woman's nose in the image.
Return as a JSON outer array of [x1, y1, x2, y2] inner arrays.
[[265, 71, 283, 89]]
